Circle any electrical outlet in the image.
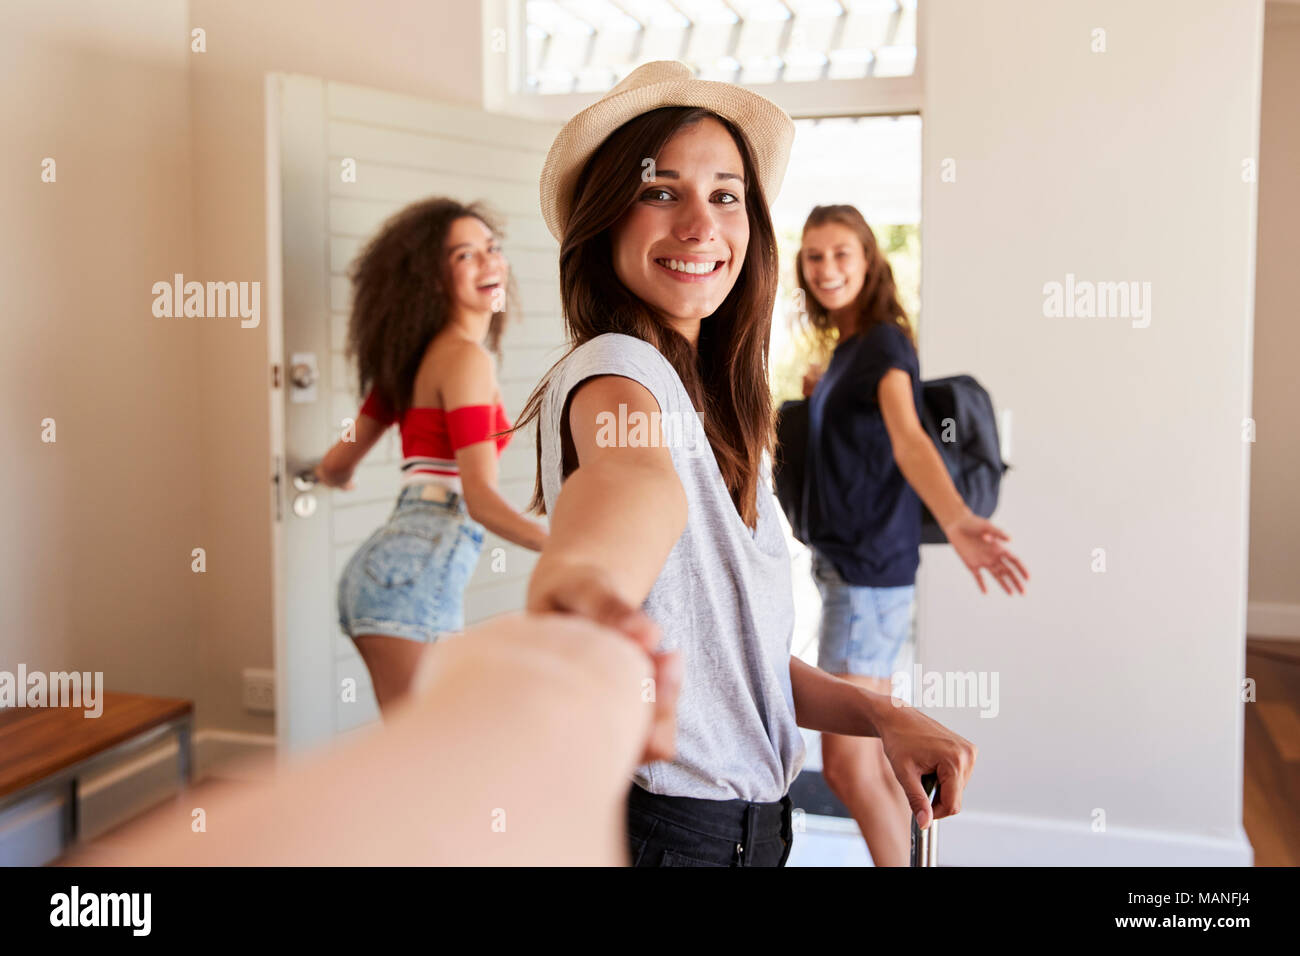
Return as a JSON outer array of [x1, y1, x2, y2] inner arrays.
[[243, 668, 275, 714]]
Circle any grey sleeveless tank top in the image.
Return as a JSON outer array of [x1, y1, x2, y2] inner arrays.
[[539, 332, 805, 802]]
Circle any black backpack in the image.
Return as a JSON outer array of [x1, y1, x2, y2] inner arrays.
[[914, 375, 1008, 543], [774, 399, 813, 544], [773, 375, 1008, 547]]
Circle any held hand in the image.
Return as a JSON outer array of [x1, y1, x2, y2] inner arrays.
[[875, 701, 977, 830], [525, 562, 682, 765], [942, 512, 1029, 595]]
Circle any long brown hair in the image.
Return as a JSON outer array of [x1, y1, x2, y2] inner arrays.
[[795, 204, 914, 355], [512, 107, 780, 529], [346, 197, 516, 418]]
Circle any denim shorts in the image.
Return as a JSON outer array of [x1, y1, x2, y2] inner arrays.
[[811, 549, 915, 678], [626, 784, 793, 867], [336, 485, 485, 643]]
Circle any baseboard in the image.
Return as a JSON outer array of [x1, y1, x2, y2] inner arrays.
[[191, 729, 279, 781], [935, 809, 1254, 866], [1247, 602, 1300, 639]]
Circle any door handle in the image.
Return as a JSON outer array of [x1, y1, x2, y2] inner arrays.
[[292, 466, 318, 492], [289, 465, 320, 518], [909, 772, 940, 867]]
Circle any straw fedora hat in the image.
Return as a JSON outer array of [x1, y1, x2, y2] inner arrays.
[[539, 60, 795, 242]]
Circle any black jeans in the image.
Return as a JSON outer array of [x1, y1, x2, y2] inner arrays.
[[625, 783, 794, 867]]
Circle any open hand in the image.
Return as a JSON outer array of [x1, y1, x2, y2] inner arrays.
[[942, 512, 1029, 595]]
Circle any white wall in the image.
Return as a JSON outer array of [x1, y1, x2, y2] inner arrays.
[[917, 0, 1261, 864]]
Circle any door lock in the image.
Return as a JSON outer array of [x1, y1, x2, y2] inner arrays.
[[290, 362, 317, 388], [289, 351, 319, 403]]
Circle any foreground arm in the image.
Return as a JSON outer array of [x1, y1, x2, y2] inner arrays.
[[63, 613, 653, 866]]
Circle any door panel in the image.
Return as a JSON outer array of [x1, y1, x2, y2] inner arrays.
[[271, 73, 563, 752]]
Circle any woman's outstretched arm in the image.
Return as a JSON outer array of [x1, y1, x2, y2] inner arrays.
[[878, 369, 1029, 595], [525, 374, 688, 764], [62, 612, 653, 866], [526, 375, 687, 612], [314, 405, 390, 490]]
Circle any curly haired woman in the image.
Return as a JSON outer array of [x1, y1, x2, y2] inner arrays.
[[317, 199, 548, 713]]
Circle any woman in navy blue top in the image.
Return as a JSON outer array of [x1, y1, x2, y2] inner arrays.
[[796, 204, 1029, 866]]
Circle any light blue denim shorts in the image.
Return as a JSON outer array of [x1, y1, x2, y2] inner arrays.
[[811, 549, 915, 678], [337, 485, 485, 643]]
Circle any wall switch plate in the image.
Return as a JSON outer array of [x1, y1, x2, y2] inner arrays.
[[243, 668, 275, 715]]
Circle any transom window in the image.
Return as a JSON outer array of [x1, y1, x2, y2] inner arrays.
[[524, 0, 918, 95]]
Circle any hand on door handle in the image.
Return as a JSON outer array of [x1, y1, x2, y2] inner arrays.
[[302, 461, 355, 491]]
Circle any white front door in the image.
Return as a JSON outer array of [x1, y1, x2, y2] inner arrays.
[[266, 73, 564, 754]]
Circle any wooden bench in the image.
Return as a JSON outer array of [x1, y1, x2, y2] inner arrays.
[[0, 692, 193, 862]]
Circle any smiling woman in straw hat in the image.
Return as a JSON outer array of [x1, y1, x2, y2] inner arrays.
[[513, 60, 976, 867]]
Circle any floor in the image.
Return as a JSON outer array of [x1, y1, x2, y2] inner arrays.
[[60, 774, 256, 865], [1241, 637, 1300, 866], [786, 736, 875, 866]]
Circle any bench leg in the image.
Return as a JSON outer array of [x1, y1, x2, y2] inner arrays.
[[66, 777, 79, 845], [176, 718, 193, 787]]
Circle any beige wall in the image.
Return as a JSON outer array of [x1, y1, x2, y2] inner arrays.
[[188, 0, 487, 733], [1248, 2, 1300, 615], [0, 0, 540, 738], [0, 0, 490, 734], [0, 1, 199, 703]]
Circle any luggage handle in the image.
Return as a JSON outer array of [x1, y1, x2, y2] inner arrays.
[[909, 772, 940, 867]]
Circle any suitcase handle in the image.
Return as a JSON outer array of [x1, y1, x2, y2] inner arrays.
[[909, 772, 940, 867]]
